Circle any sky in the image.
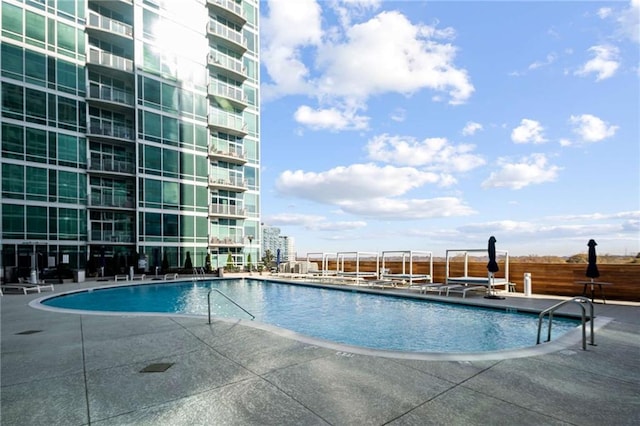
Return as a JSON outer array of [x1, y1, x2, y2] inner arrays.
[[257, 0, 640, 258]]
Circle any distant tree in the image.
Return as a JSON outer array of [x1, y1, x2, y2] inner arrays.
[[566, 254, 587, 263], [247, 253, 252, 271], [226, 251, 234, 269], [184, 251, 193, 270], [262, 250, 274, 270], [162, 251, 169, 272], [205, 253, 212, 272]]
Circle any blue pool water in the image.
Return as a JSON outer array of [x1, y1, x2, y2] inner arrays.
[[41, 279, 580, 353]]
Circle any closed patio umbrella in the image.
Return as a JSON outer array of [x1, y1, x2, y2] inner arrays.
[[586, 239, 600, 281], [485, 236, 505, 299]]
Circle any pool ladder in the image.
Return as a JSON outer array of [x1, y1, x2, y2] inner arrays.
[[536, 296, 595, 350], [192, 267, 206, 280], [208, 288, 255, 324]]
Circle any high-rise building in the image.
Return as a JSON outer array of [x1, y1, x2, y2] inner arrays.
[[261, 225, 296, 264], [0, 0, 260, 281], [261, 224, 281, 259], [282, 235, 295, 262]]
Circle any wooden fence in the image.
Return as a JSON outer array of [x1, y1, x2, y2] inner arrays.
[[316, 260, 640, 302]]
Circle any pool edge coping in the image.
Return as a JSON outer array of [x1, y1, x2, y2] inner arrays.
[[27, 279, 609, 362]]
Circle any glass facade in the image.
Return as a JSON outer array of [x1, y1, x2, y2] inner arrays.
[[1, 0, 260, 281]]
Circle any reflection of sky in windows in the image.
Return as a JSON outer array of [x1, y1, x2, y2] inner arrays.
[[148, 2, 209, 83]]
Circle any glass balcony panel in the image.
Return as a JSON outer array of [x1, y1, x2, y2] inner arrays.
[[88, 48, 133, 73], [88, 11, 133, 38]]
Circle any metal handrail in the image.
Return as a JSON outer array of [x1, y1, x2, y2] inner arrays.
[[537, 296, 595, 350], [208, 288, 254, 323]]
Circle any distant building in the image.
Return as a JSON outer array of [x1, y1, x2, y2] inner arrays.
[[261, 225, 295, 263], [262, 225, 281, 258], [282, 236, 295, 262]]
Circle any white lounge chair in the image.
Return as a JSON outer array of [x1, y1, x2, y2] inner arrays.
[[444, 284, 487, 298], [0, 283, 51, 295]]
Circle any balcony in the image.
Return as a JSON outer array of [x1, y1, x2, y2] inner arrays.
[[206, 0, 246, 25], [88, 158, 135, 175], [208, 145, 247, 165], [209, 236, 245, 247], [87, 85, 135, 110], [88, 194, 134, 209], [87, 10, 133, 41], [87, 47, 133, 75], [208, 176, 248, 192], [208, 111, 248, 137], [208, 81, 247, 109], [207, 52, 246, 81], [87, 121, 135, 143], [207, 20, 247, 53], [209, 203, 247, 218], [90, 230, 134, 244]]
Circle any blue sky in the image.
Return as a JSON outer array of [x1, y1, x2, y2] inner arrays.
[[258, 0, 639, 257]]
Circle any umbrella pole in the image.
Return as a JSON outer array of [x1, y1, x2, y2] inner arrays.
[[484, 271, 505, 300]]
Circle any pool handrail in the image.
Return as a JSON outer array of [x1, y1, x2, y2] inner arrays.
[[536, 296, 594, 350], [208, 288, 255, 323]]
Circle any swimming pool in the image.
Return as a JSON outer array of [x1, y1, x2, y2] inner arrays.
[[37, 279, 581, 354]]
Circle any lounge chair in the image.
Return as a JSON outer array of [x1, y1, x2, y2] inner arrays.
[[0, 282, 54, 296], [444, 284, 487, 298]]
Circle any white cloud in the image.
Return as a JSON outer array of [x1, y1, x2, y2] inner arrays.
[[511, 119, 547, 144], [275, 163, 477, 220], [365, 134, 485, 173], [569, 114, 619, 142], [462, 121, 483, 136], [294, 105, 369, 131], [329, 0, 382, 28], [338, 197, 476, 219], [528, 53, 557, 70], [390, 108, 406, 122], [574, 45, 620, 81], [265, 213, 367, 231], [482, 154, 561, 190], [261, 0, 323, 101], [316, 11, 474, 104], [597, 7, 613, 19], [617, 0, 640, 44], [276, 163, 441, 204]]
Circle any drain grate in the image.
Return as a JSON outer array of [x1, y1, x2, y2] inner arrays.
[[16, 330, 42, 335], [140, 363, 174, 373]]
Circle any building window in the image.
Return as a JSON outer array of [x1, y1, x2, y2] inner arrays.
[[2, 204, 25, 239]]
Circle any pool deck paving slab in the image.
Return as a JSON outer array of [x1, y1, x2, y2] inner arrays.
[[1, 278, 639, 425]]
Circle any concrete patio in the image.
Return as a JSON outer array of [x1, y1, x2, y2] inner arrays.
[[1, 279, 639, 425]]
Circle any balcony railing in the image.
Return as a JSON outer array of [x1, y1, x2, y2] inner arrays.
[[208, 111, 247, 136], [207, 52, 246, 80], [207, 20, 247, 51], [208, 81, 247, 107], [208, 145, 247, 164], [207, 0, 246, 24], [90, 230, 133, 243], [88, 121, 135, 141], [88, 85, 135, 107], [88, 158, 135, 174], [209, 204, 246, 217], [208, 176, 248, 190], [209, 236, 244, 246], [89, 194, 134, 209], [87, 11, 133, 38], [88, 47, 133, 73]]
